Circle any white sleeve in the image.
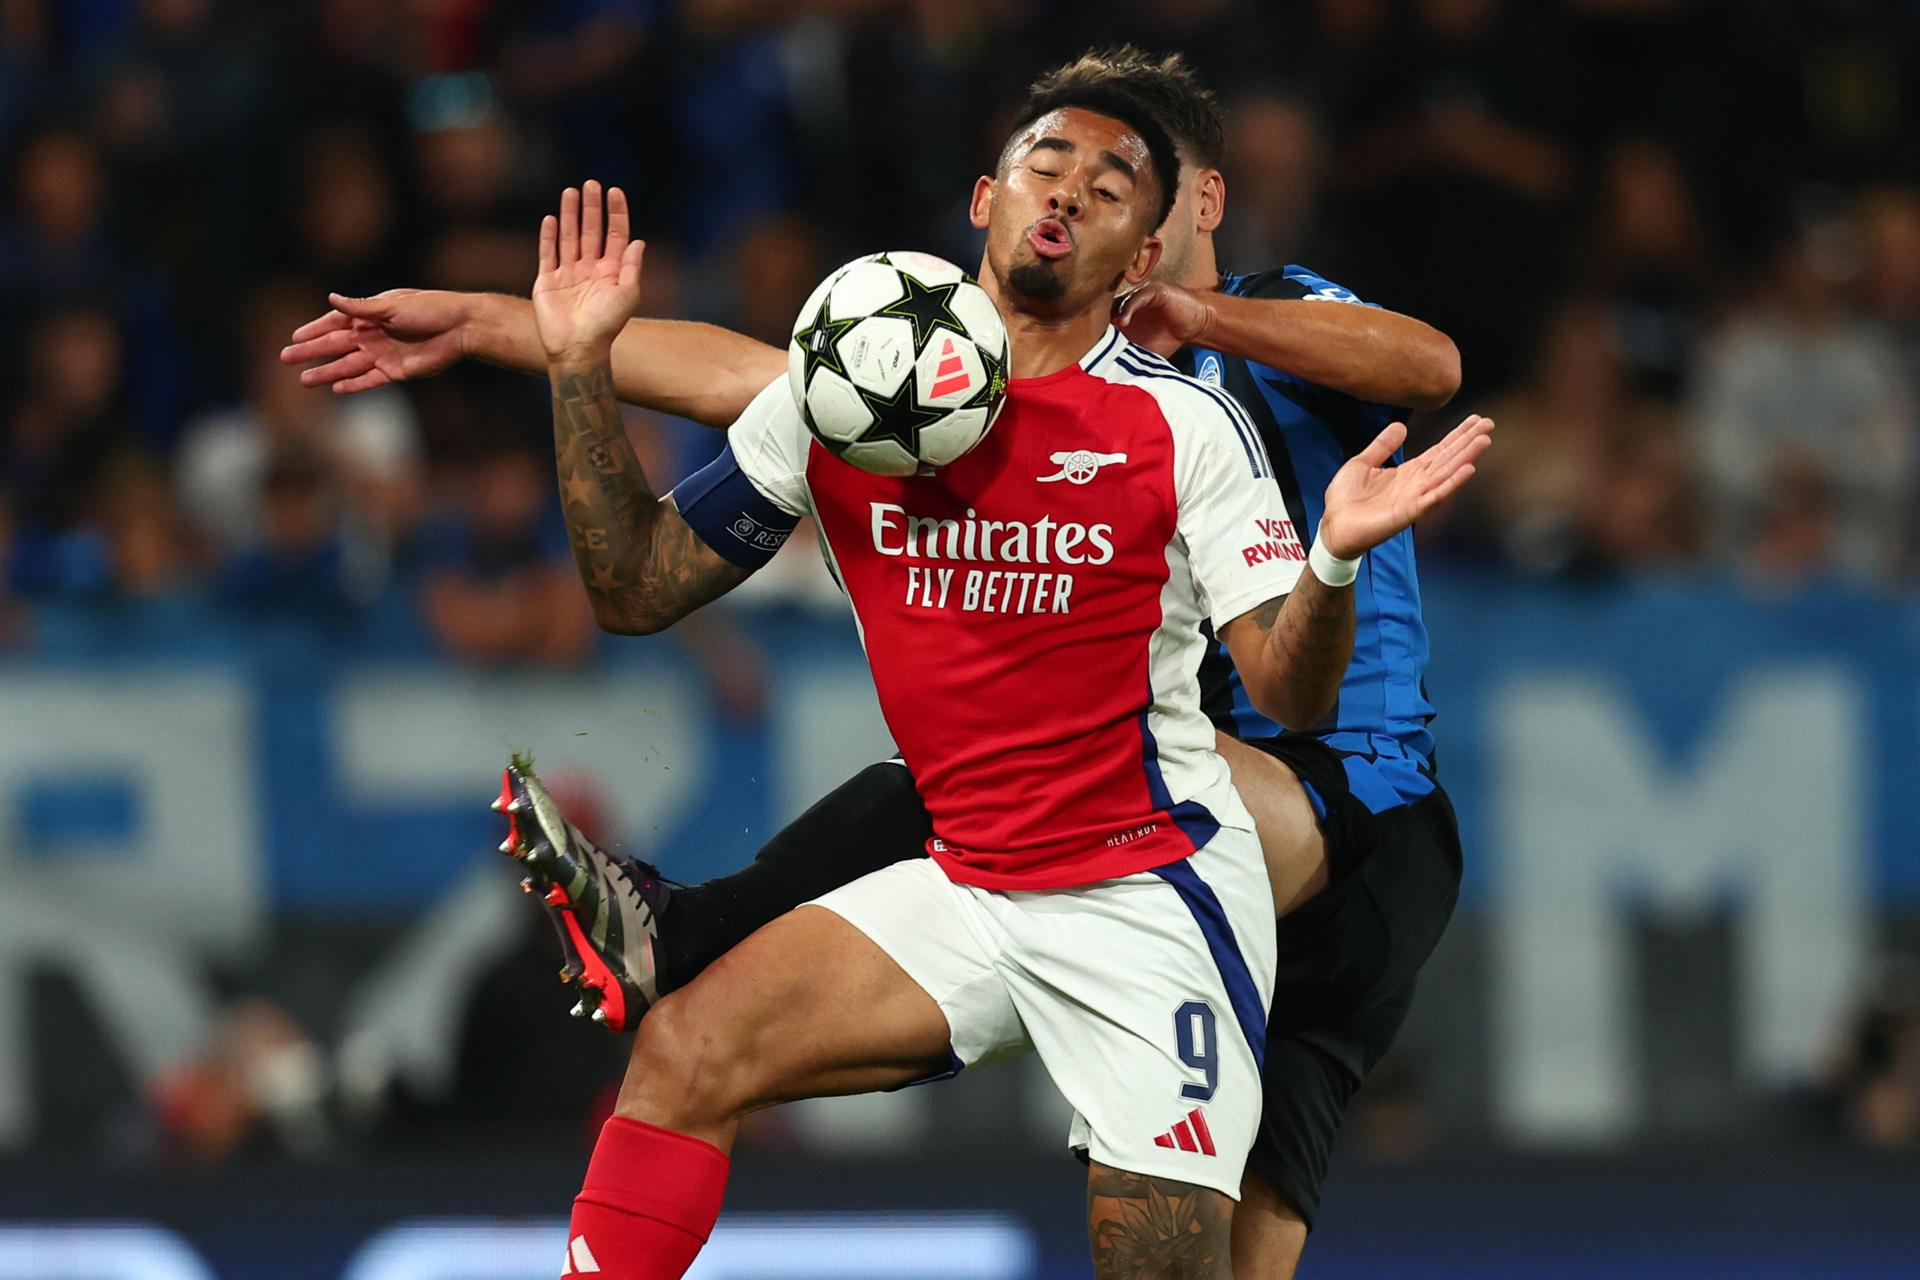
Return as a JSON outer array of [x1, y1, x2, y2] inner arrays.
[[1165, 384, 1305, 629], [726, 376, 814, 518]]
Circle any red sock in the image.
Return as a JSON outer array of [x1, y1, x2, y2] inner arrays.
[[563, 1117, 730, 1278]]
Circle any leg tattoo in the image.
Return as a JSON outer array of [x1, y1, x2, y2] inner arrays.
[[1086, 1165, 1234, 1279]]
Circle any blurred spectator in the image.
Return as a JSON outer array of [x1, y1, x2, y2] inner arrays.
[[1212, 89, 1329, 271], [0, 125, 187, 442], [1688, 224, 1915, 584], [0, 2, 52, 151], [1859, 186, 1920, 409], [218, 445, 384, 621], [175, 282, 422, 582], [1820, 955, 1920, 1154], [96, 450, 198, 600], [0, 127, 110, 306], [150, 998, 333, 1164], [408, 77, 544, 293], [3, 305, 136, 596], [285, 124, 407, 298], [1468, 300, 1699, 576], [491, 0, 662, 187], [1333, 0, 1578, 392], [1584, 139, 1720, 399], [0, 490, 32, 649], [726, 214, 827, 348], [417, 443, 597, 669]]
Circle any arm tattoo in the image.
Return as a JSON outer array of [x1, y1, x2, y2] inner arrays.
[[1254, 569, 1355, 724], [1086, 1166, 1233, 1279], [550, 362, 747, 632]]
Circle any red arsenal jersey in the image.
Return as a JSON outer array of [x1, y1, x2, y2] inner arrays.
[[730, 329, 1305, 889]]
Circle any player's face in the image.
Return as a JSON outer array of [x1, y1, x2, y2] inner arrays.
[[971, 108, 1163, 319]]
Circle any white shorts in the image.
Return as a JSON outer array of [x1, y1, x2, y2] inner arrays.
[[809, 830, 1276, 1198]]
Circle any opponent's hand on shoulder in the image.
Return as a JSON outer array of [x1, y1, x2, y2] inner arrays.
[[280, 288, 473, 395], [1114, 282, 1214, 357], [1318, 414, 1494, 560], [533, 180, 646, 368]]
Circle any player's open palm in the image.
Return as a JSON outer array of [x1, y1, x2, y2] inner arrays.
[[1318, 414, 1494, 559], [534, 180, 645, 365]]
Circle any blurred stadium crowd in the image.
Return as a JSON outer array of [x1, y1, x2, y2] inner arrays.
[[2, 0, 1919, 669], [5, 0, 1920, 1173]]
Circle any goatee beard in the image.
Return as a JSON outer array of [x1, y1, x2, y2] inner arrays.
[[1006, 261, 1067, 302]]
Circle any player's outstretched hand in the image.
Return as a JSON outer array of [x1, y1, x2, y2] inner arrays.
[[280, 289, 473, 395], [534, 180, 645, 367], [1113, 282, 1212, 357], [1318, 414, 1494, 560]]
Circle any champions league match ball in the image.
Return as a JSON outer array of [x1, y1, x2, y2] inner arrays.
[[789, 251, 1011, 477]]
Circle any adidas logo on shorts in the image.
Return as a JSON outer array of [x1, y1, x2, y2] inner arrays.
[[1152, 1106, 1216, 1156]]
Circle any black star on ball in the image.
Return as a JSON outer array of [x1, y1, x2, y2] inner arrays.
[[966, 343, 1008, 410], [877, 271, 970, 352], [793, 308, 863, 381], [855, 373, 953, 458]]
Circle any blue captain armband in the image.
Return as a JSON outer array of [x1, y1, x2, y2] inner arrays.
[[669, 444, 801, 569]]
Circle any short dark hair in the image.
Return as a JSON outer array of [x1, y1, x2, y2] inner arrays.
[[1028, 47, 1227, 172], [1007, 79, 1182, 231]]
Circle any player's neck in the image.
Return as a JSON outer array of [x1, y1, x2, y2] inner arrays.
[[997, 302, 1115, 381], [1180, 235, 1223, 293]]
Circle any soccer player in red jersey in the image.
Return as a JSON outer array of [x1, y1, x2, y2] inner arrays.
[[284, 52, 1483, 1278], [487, 80, 1487, 1274]]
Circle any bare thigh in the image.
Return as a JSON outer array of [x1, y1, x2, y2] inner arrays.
[[1232, 1167, 1309, 1279], [1087, 1162, 1235, 1279], [614, 903, 952, 1152], [1216, 732, 1330, 917]]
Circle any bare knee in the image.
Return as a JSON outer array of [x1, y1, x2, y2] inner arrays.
[[616, 987, 751, 1129], [1215, 732, 1329, 917], [1232, 1167, 1309, 1279]]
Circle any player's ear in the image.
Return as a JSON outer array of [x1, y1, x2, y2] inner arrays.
[[1195, 169, 1226, 233], [969, 176, 995, 230], [1124, 234, 1163, 288]]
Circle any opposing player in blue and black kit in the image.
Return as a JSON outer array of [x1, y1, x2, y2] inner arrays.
[[283, 47, 1470, 1277]]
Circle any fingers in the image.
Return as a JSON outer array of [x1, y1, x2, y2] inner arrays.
[[280, 325, 356, 366], [605, 185, 630, 258], [297, 347, 376, 388], [582, 180, 604, 262], [618, 237, 647, 293], [540, 214, 558, 276], [559, 186, 580, 264], [332, 367, 393, 395], [1114, 284, 1160, 328], [1355, 420, 1409, 468], [1410, 413, 1493, 478], [1418, 463, 1477, 509], [1414, 429, 1493, 506], [325, 292, 395, 321], [286, 310, 349, 346]]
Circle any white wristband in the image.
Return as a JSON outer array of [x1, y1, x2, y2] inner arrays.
[[1307, 524, 1360, 588]]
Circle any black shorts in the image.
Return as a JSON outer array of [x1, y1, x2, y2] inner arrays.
[[1239, 733, 1463, 1227]]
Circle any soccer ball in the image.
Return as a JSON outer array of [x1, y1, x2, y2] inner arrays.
[[788, 251, 1010, 477]]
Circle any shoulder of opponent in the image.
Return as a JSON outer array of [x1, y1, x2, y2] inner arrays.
[[1224, 263, 1378, 309], [1090, 333, 1274, 481]]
